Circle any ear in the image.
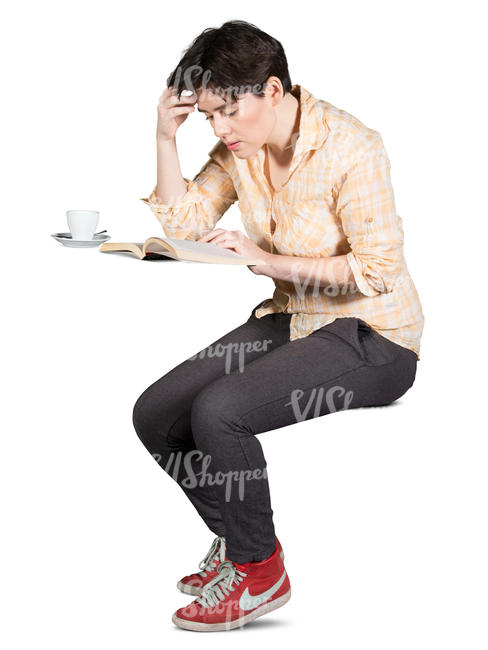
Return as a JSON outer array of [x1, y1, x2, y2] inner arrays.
[[264, 76, 284, 107]]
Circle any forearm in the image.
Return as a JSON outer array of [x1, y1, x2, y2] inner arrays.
[[156, 136, 189, 206], [260, 252, 357, 292]]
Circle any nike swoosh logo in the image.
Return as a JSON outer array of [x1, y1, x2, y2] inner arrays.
[[239, 569, 287, 611]]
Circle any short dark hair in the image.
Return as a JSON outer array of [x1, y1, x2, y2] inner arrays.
[[166, 20, 292, 101]]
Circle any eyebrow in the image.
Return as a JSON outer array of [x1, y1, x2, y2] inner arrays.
[[197, 100, 237, 115]]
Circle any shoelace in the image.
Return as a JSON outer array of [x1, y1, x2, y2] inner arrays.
[[196, 560, 248, 608], [197, 535, 226, 577]]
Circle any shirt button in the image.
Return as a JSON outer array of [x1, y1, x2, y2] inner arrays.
[[367, 217, 373, 223]]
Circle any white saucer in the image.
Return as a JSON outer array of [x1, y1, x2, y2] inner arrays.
[[52, 232, 111, 248]]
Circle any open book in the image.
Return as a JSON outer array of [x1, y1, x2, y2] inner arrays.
[[99, 236, 269, 265]]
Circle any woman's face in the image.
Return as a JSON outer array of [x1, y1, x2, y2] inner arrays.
[[196, 88, 275, 158]]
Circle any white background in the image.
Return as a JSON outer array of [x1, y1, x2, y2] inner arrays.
[[2, 1, 487, 648]]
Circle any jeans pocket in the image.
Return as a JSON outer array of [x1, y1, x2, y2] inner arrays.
[[356, 318, 375, 338], [361, 322, 404, 366], [313, 317, 367, 361]]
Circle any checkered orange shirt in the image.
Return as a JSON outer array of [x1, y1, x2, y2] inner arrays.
[[141, 84, 424, 360]]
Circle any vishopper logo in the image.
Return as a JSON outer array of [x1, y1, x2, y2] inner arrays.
[[151, 450, 268, 502], [178, 566, 250, 629], [288, 257, 360, 298], [285, 385, 354, 422], [187, 338, 273, 373], [171, 65, 268, 102]]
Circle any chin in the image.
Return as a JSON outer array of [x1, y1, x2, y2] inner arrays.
[[234, 143, 259, 159]]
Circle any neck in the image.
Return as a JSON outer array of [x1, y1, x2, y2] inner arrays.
[[265, 90, 300, 159]]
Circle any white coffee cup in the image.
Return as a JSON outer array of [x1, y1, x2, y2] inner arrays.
[[66, 210, 99, 240]]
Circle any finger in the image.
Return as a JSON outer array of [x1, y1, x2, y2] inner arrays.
[[162, 87, 186, 103], [210, 234, 236, 246], [169, 95, 198, 107], [161, 92, 197, 109], [170, 91, 198, 104], [200, 229, 227, 242], [169, 106, 195, 117], [213, 241, 239, 252]]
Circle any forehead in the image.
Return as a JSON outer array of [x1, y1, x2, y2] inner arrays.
[[196, 89, 242, 113]]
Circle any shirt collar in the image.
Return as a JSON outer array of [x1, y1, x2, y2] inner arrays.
[[289, 83, 329, 156]]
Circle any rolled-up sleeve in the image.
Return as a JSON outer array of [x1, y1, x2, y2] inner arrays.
[[140, 143, 238, 241], [335, 138, 405, 296]]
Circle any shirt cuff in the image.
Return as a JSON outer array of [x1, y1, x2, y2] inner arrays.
[[346, 251, 381, 297]]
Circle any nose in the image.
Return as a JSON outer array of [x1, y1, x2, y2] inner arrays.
[[212, 114, 232, 139]]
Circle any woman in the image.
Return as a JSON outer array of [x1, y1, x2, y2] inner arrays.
[[134, 19, 424, 632]]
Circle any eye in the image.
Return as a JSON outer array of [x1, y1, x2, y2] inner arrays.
[[205, 110, 237, 121]]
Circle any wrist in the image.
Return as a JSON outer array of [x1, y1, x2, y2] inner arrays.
[[157, 135, 176, 146], [261, 251, 277, 276]]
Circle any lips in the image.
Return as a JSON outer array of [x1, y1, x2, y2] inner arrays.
[[226, 141, 241, 150]]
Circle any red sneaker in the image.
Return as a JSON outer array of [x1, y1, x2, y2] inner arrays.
[[172, 541, 291, 631], [177, 535, 227, 596], [177, 536, 285, 596]]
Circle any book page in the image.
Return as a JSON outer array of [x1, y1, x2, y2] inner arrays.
[[143, 238, 178, 259], [163, 238, 250, 261], [99, 242, 144, 258]]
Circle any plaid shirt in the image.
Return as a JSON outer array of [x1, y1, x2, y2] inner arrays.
[[141, 84, 424, 360]]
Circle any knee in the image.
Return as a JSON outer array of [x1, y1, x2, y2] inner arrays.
[[190, 378, 247, 449], [132, 389, 155, 445], [392, 351, 418, 401], [132, 383, 172, 447]]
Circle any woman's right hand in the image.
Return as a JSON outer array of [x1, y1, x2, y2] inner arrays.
[[156, 86, 198, 141]]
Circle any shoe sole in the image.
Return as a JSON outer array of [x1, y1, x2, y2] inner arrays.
[[172, 588, 291, 632], [176, 550, 285, 596]]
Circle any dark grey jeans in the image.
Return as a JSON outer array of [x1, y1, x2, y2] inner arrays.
[[132, 300, 417, 563]]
